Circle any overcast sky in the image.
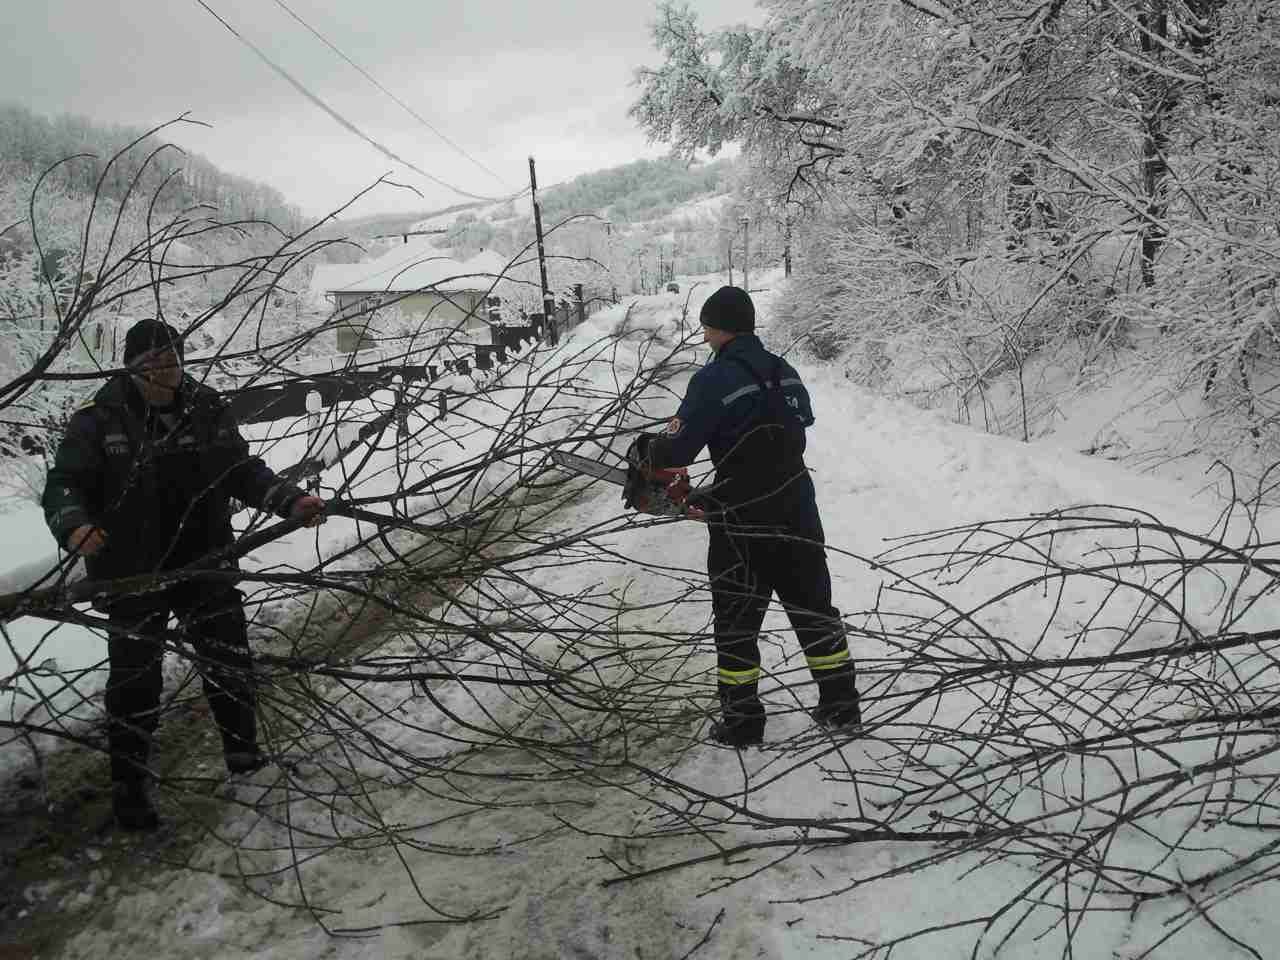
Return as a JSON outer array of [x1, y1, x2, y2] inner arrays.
[[3, 0, 760, 219]]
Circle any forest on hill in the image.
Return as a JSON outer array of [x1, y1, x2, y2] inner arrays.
[[538, 154, 736, 222], [0, 104, 303, 232]]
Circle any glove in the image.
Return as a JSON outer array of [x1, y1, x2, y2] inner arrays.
[[663, 471, 691, 505]]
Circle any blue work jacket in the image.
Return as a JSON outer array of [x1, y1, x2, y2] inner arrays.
[[649, 335, 819, 525]]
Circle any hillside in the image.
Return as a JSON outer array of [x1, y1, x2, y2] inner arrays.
[[0, 103, 302, 233]]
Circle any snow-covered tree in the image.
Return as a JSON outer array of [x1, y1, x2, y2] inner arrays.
[[635, 0, 1280, 458]]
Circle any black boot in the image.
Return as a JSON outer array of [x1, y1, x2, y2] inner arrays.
[[710, 717, 765, 747], [225, 749, 268, 776], [811, 699, 861, 730], [712, 684, 766, 747], [217, 694, 263, 775], [112, 779, 160, 831], [812, 668, 861, 731]]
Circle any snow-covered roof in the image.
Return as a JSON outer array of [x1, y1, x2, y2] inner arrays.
[[327, 245, 510, 295], [306, 262, 377, 305]]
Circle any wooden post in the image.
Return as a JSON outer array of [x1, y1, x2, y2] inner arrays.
[[528, 156, 558, 345], [487, 295, 502, 345], [741, 216, 750, 293], [392, 375, 407, 443], [574, 283, 585, 327]]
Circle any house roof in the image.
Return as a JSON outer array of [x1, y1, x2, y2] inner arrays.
[[306, 262, 377, 305], [327, 245, 510, 295]]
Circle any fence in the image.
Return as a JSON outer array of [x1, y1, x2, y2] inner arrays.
[[229, 352, 495, 426], [262, 284, 615, 487]]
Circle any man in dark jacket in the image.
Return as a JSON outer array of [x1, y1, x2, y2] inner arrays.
[[42, 319, 326, 829], [635, 286, 859, 747]]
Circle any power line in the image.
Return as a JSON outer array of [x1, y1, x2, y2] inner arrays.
[[270, 0, 514, 192], [195, 0, 522, 205]]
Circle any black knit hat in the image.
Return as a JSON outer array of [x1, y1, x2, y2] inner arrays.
[[699, 285, 755, 334], [123, 318, 184, 366]]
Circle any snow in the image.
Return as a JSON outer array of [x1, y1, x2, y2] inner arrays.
[[6, 283, 1280, 959], [304, 262, 378, 308], [670, 192, 735, 221]]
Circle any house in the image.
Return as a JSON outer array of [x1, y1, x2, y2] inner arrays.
[[305, 262, 375, 312], [324, 244, 510, 352]]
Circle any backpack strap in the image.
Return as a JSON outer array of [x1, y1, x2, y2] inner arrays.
[[728, 356, 768, 393]]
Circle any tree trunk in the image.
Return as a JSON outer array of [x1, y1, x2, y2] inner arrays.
[[1137, 0, 1172, 288]]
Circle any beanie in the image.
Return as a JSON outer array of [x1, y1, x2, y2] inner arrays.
[[123, 318, 184, 366], [699, 285, 755, 334]]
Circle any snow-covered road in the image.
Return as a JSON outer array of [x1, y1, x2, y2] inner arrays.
[[9, 284, 1280, 960]]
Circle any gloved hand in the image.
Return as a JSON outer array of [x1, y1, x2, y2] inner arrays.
[[621, 433, 705, 519], [663, 470, 691, 505]]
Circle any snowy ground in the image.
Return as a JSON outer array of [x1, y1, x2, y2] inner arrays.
[[5, 281, 1280, 959]]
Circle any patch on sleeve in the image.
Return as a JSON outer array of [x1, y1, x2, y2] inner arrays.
[[665, 416, 684, 436]]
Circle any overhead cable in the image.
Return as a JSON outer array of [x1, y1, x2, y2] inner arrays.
[[195, 0, 522, 204], [270, 0, 514, 191]]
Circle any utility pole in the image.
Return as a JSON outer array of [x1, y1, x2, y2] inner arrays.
[[740, 216, 750, 292], [605, 221, 618, 302], [528, 156, 557, 344]]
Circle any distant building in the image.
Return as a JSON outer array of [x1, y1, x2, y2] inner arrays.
[[324, 245, 509, 352], [305, 262, 374, 312]]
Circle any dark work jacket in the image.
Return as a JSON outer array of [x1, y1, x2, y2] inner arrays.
[[42, 374, 306, 581], [647, 335, 819, 528]]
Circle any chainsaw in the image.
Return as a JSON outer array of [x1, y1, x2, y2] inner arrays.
[[549, 449, 705, 520]]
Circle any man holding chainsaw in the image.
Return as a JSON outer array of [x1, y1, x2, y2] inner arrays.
[[626, 286, 860, 747], [42, 318, 326, 829]]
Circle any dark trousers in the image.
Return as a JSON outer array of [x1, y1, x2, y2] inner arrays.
[[103, 584, 256, 783], [707, 515, 856, 724]]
